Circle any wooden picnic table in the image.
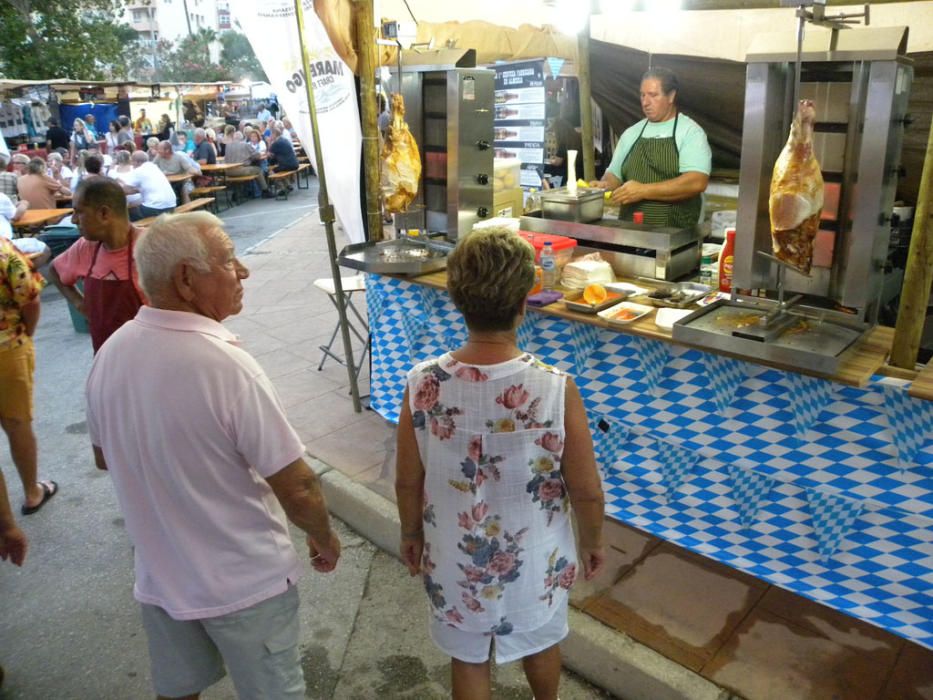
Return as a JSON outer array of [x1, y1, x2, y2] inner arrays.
[[199, 163, 240, 174], [13, 208, 73, 232], [166, 173, 193, 184]]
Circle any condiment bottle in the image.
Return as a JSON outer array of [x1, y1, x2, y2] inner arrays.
[[719, 228, 736, 293], [540, 241, 557, 290]]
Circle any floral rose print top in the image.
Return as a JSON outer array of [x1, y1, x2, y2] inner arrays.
[[408, 352, 577, 635]]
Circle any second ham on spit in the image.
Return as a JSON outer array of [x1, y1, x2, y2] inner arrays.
[[769, 99, 824, 274], [382, 93, 422, 213]]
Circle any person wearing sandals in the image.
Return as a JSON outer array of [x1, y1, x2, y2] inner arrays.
[[0, 237, 58, 516], [395, 226, 606, 700]]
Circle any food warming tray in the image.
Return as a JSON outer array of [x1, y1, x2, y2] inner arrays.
[[540, 187, 605, 223], [632, 281, 711, 308], [338, 238, 454, 276]]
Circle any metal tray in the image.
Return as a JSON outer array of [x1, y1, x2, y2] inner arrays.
[[338, 238, 453, 276], [632, 281, 711, 308], [672, 300, 865, 375], [564, 291, 628, 314], [541, 187, 605, 223]]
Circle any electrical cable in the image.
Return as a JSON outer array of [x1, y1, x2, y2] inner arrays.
[[402, 0, 418, 25]]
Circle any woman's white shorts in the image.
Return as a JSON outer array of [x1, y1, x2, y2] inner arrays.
[[429, 598, 569, 664]]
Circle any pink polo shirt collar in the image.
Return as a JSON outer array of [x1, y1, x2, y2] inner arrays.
[[134, 306, 239, 344]]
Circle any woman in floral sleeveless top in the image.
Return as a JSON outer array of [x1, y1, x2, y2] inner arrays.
[[396, 227, 605, 700]]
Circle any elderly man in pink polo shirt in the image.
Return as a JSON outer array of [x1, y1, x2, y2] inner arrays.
[[85, 212, 340, 700]]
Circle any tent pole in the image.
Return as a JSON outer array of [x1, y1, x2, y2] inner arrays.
[[352, 0, 385, 243], [890, 111, 933, 369], [293, 0, 363, 413], [577, 1, 596, 182]]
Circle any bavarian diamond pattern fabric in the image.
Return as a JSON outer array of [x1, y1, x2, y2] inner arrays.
[[364, 274, 386, 325], [806, 487, 866, 562], [703, 353, 748, 415], [655, 437, 699, 498], [590, 413, 631, 481], [785, 371, 837, 440], [729, 464, 777, 529], [517, 312, 540, 350], [367, 277, 933, 650], [571, 322, 601, 376], [880, 379, 933, 469]]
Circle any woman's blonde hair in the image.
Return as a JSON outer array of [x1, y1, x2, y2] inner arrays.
[[447, 226, 535, 332]]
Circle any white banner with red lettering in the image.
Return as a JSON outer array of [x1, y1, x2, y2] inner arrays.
[[229, 0, 364, 243]]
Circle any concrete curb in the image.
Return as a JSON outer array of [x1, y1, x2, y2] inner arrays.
[[311, 455, 732, 700]]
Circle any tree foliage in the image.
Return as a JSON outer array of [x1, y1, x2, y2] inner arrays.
[[220, 32, 267, 83], [156, 30, 266, 83], [0, 0, 142, 80]]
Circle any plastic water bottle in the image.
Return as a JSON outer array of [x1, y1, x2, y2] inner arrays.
[[540, 241, 557, 290]]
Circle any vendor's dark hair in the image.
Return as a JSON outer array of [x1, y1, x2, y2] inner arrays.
[[76, 178, 127, 215], [447, 227, 535, 332], [642, 67, 678, 96]]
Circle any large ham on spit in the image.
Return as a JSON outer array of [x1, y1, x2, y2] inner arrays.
[[769, 99, 824, 274], [382, 93, 422, 213]]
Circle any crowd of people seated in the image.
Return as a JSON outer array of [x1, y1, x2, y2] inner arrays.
[[1, 114, 305, 229]]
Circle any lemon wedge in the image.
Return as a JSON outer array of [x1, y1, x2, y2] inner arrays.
[[583, 284, 608, 306]]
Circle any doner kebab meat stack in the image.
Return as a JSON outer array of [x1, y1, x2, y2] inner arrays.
[[382, 93, 422, 213], [769, 99, 824, 274]]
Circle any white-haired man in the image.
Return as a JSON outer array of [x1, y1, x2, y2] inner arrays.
[[86, 212, 340, 699], [191, 128, 216, 166]]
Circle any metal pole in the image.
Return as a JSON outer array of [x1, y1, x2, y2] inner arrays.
[[352, 0, 385, 243], [577, 0, 596, 182], [293, 0, 363, 412], [891, 114, 933, 369]]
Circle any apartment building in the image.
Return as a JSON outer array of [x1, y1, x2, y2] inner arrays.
[[124, 0, 231, 52]]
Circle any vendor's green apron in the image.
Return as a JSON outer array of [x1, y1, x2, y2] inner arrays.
[[619, 113, 702, 228]]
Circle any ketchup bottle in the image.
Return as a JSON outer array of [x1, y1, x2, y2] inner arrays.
[[719, 228, 736, 293]]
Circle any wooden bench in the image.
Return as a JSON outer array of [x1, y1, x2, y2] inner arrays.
[[191, 185, 229, 213], [175, 198, 214, 214], [295, 163, 312, 189], [225, 174, 260, 204], [268, 169, 298, 200]]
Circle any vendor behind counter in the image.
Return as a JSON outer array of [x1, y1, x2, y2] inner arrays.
[[595, 67, 711, 229]]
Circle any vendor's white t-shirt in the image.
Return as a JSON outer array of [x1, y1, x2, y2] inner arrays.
[[122, 161, 177, 209], [86, 307, 306, 620], [607, 113, 712, 179]]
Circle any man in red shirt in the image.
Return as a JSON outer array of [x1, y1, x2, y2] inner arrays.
[[47, 179, 145, 353]]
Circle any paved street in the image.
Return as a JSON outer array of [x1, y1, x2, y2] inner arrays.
[[0, 183, 609, 699]]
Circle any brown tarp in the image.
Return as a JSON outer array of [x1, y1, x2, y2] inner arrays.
[[589, 39, 746, 170]]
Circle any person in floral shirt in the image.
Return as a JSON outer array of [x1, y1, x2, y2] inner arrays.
[[396, 226, 605, 700], [0, 237, 58, 517]]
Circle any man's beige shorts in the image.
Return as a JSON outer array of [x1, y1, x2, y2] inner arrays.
[[0, 338, 35, 421]]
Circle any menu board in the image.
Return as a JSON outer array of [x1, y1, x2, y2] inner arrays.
[[494, 60, 547, 190]]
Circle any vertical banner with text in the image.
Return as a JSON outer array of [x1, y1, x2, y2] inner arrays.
[[493, 60, 547, 190], [229, 0, 364, 244]]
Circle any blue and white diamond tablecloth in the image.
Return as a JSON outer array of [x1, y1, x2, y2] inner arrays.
[[366, 275, 933, 650]]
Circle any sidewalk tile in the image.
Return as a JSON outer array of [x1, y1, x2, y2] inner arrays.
[[880, 642, 933, 699], [582, 542, 767, 672], [756, 586, 902, 668], [570, 519, 661, 608], [704, 608, 894, 700]]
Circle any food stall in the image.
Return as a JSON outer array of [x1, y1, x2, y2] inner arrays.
[[356, 20, 933, 653]]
